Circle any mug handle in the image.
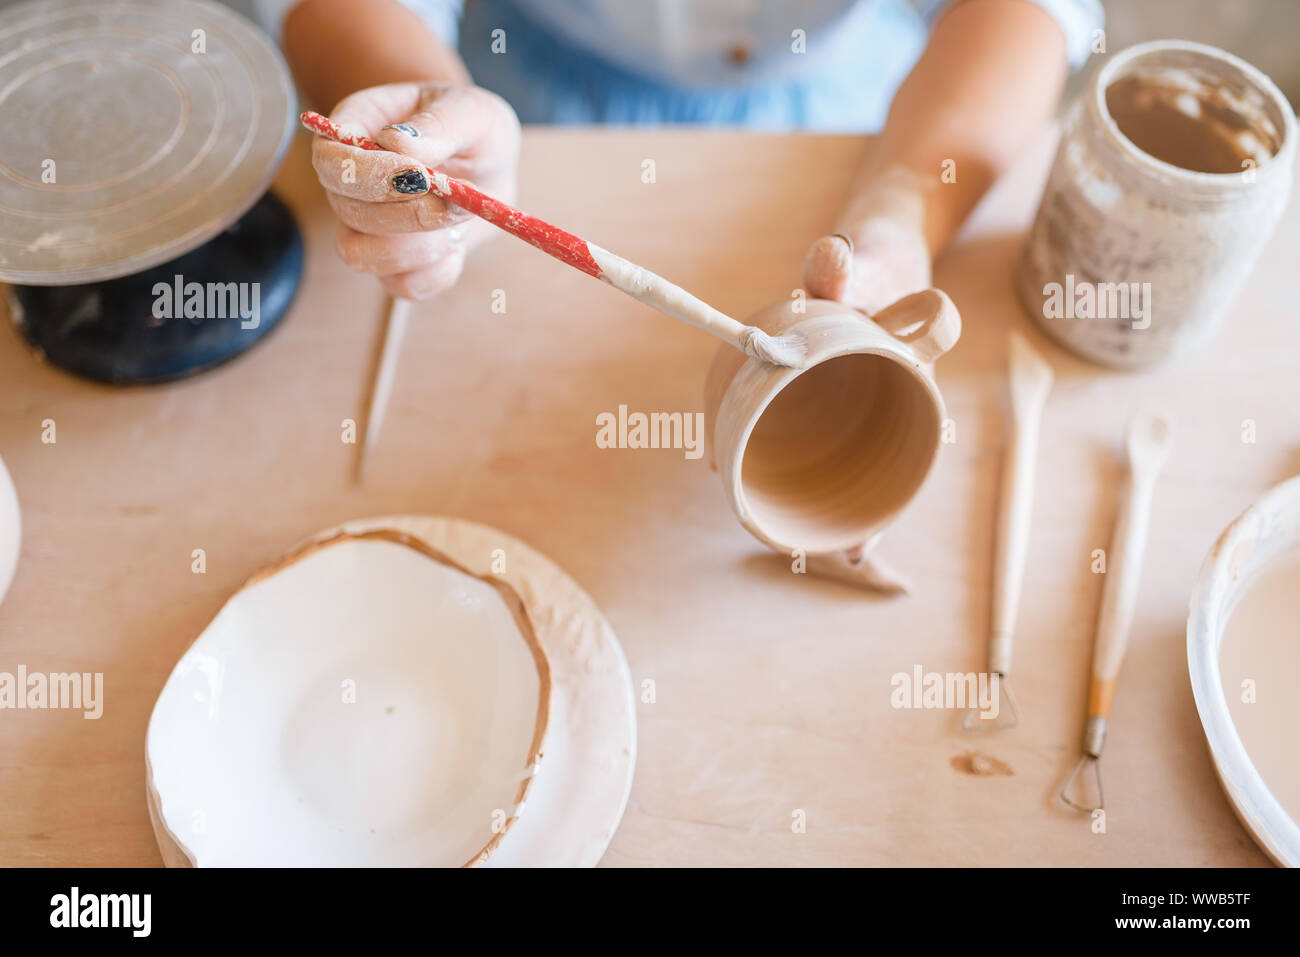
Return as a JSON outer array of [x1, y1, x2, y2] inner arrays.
[[871, 289, 961, 364]]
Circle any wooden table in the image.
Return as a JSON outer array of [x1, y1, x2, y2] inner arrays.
[[1, 127, 1291, 867]]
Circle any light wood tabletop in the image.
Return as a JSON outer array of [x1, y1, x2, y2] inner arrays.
[[1, 127, 1293, 867]]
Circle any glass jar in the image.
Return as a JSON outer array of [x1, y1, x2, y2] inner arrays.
[[1018, 40, 1296, 369]]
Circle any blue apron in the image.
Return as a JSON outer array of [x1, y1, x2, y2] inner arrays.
[[457, 0, 927, 131]]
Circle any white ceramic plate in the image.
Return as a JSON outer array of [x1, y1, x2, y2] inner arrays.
[[0, 453, 19, 606], [1188, 477, 1300, 866], [147, 516, 636, 867]]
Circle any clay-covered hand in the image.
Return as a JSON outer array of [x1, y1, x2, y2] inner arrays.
[[800, 220, 931, 316], [311, 82, 520, 300]]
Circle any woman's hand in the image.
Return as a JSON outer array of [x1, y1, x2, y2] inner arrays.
[[800, 218, 931, 316], [803, 0, 1070, 314], [311, 82, 521, 300]]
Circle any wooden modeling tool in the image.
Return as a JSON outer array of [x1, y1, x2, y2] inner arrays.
[[965, 331, 1054, 731], [357, 296, 411, 479], [1060, 412, 1173, 813], [300, 111, 807, 368]]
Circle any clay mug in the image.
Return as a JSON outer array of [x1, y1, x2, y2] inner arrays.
[[704, 289, 960, 592]]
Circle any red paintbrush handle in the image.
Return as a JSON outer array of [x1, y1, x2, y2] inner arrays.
[[300, 111, 602, 278]]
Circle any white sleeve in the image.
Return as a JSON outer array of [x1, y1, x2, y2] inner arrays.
[[918, 0, 1105, 70], [252, 0, 465, 48]]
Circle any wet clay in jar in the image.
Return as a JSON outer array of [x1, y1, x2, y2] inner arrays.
[[1106, 72, 1275, 175]]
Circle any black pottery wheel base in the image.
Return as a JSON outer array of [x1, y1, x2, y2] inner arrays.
[[8, 191, 303, 385]]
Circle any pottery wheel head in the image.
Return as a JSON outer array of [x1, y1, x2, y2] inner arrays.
[[0, 0, 294, 285]]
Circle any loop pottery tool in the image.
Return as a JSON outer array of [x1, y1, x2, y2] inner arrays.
[[300, 111, 807, 368], [1060, 412, 1172, 814], [964, 331, 1053, 731]]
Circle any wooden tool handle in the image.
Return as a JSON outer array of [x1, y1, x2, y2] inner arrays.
[[988, 405, 1041, 675], [1088, 470, 1156, 718], [988, 333, 1053, 677]]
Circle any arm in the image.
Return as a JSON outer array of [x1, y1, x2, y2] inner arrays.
[[282, 0, 469, 111], [804, 0, 1071, 312]]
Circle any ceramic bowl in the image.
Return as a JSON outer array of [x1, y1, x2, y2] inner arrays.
[[147, 527, 551, 866], [1188, 476, 1300, 866]]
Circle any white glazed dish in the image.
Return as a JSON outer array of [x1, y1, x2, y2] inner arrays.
[[0, 453, 19, 607], [1188, 477, 1300, 866], [147, 516, 636, 867]]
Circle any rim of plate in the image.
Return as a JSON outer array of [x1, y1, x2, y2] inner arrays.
[[1187, 476, 1300, 867]]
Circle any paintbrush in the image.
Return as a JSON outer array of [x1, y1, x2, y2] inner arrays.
[[300, 111, 807, 369]]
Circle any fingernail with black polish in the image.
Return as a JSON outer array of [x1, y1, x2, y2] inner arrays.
[[383, 123, 421, 138], [391, 168, 429, 194]]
